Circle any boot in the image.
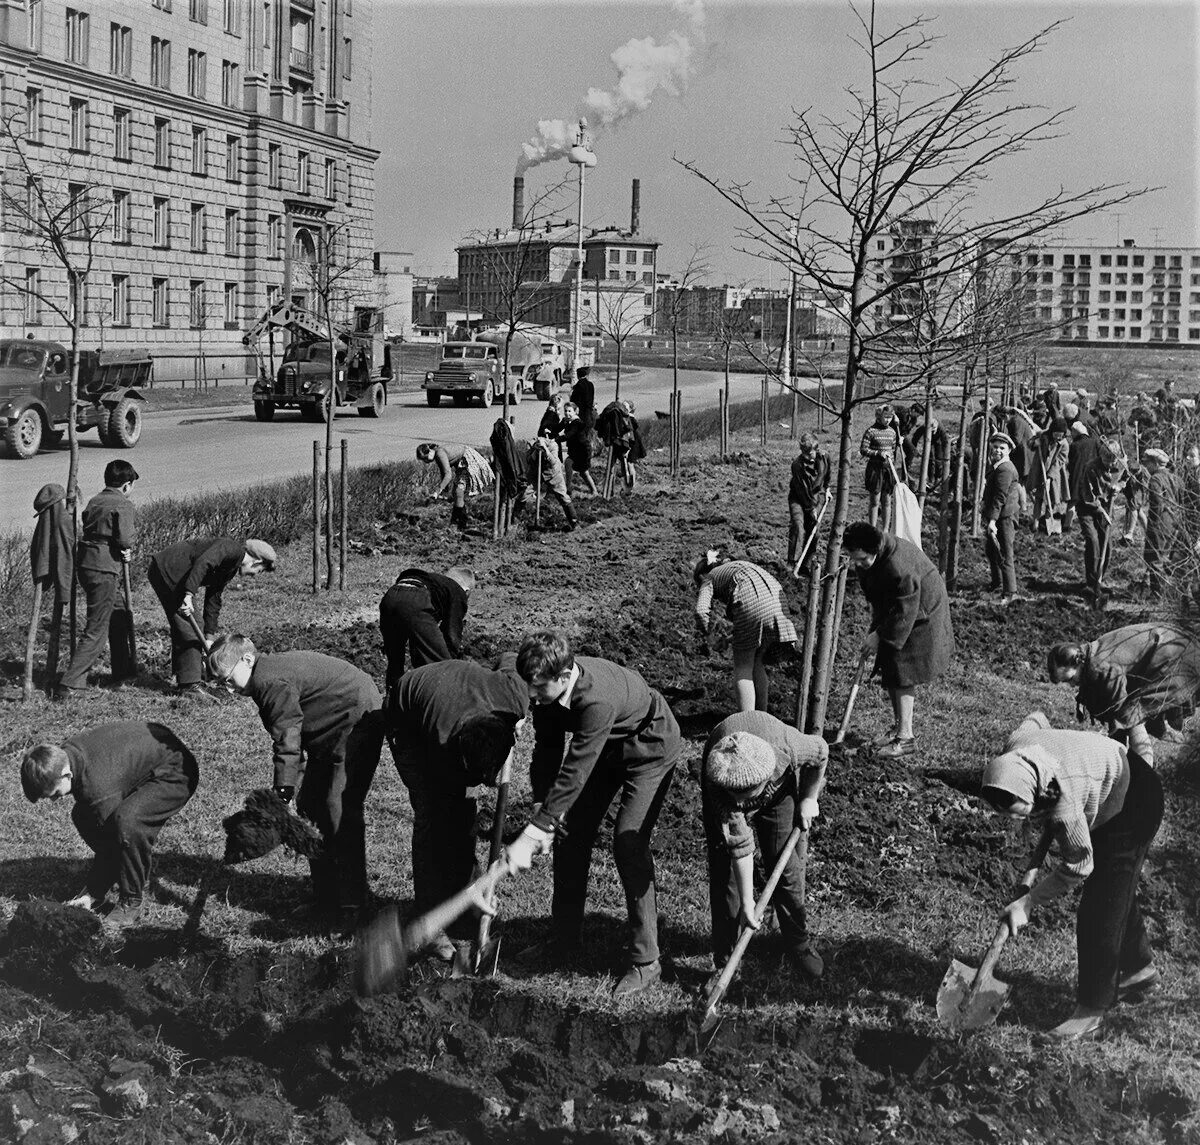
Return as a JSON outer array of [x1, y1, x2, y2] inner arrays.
[[613, 959, 661, 997]]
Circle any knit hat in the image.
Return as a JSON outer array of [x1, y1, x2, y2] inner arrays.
[[32, 483, 66, 516], [1143, 448, 1170, 465], [244, 538, 277, 568], [1070, 421, 1089, 437], [1063, 402, 1080, 421], [980, 742, 1056, 808], [705, 732, 777, 793], [990, 432, 1015, 450]]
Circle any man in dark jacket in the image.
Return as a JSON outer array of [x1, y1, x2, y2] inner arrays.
[[787, 433, 831, 572], [209, 635, 384, 917], [505, 629, 681, 997], [21, 721, 199, 928], [147, 537, 275, 696], [843, 522, 955, 760], [59, 461, 139, 696], [982, 433, 1022, 602], [379, 566, 474, 701], [1069, 426, 1115, 605], [388, 655, 529, 958]]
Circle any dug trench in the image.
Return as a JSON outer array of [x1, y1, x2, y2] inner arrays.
[[5, 427, 1200, 1143]]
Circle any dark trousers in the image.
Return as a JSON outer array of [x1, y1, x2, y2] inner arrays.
[[550, 747, 676, 965], [986, 516, 1018, 595], [296, 709, 385, 909], [787, 501, 819, 568], [60, 569, 135, 688], [379, 584, 452, 699], [702, 787, 809, 966], [1076, 505, 1110, 593], [391, 741, 478, 927], [1076, 753, 1163, 1009], [147, 561, 206, 687], [72, 749, 199, 902]]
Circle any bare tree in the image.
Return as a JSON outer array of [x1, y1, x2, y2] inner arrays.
[[680, 2, 1152, 733], [592, 277, 647, 401], [657, 246, 711, 472], [459, 175, 572, 415]]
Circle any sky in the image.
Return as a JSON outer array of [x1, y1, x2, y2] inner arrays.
[[371, 0, 1198, 285]]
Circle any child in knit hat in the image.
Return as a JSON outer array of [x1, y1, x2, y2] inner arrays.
[[701, 711, 828, 988], [979, 711, 1163, 1042]]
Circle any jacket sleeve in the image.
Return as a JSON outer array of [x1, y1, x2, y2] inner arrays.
[[442, 589, 467, 657], [114, 501, 137, 553], [860, 427, 874, 458], [874, 566, 922, 651], [528, 707, 566, 807], [694, 578, 715, 629], [254, 677, 306, 788], [532, 696, 617, 830], [183, 540, 240, 596], [784, 726, 829, 802], [983, 466, 1013, 522], [1029, 815, 1093, 906], [819, 454, 831, 492]]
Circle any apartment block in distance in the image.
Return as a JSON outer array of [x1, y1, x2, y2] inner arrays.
[[1006, 240, 1200, 347], [0, 0, 378, 366]]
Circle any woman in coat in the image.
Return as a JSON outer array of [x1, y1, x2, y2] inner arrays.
[[842, 522, 954, 759], [1142, 449, 1184, 598], [694, 551, 799, 713], [1049, 620, 1200, 765], [1029, 418, 1072, 535]]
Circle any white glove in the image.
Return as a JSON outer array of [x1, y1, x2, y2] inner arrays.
[[797, 797, 820, 831], [505, 824, 553, 873], [178, 593, 195, 617], [1003, 893, 1031, 936], [66, 891, 96, 911]]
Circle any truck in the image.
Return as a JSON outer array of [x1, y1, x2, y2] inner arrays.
[[0, 339, 149, 460], [422, 328, 568, 407], [245, 302, 391, 422]]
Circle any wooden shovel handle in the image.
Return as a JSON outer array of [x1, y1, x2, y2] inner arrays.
[[704, 827, 805, 1011], [407, 861, 506, 953]]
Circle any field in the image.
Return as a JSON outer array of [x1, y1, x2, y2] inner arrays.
[[2, 387, 1200, 1144]]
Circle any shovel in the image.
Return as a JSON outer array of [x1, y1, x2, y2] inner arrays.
[[121, 561, 139, 676], [697, 826, 805, 1049], [356, 860, 508, 998], [180, 611, 215, 681], [936, 829, 1052, 1033], [452, 753, 512, 978], [832, 651, 871, 751]]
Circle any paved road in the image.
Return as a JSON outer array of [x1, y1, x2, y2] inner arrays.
[[1, 365, 784, 534]]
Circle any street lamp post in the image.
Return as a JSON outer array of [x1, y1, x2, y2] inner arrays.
[[568, 119, 596, 382]]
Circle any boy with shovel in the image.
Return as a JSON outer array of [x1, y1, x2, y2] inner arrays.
[[980, 710, 1163, 1041], [701, 711, 827, 991]]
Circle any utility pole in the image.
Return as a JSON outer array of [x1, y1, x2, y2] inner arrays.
[[568, 119, 597, 382]]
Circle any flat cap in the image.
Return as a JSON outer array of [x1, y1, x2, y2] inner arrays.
[[705, 731, 777, 794], [244, 538, 277, 567], [33, 483, 66, 516]]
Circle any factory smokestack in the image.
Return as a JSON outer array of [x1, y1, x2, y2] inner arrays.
[[630, 178, 641, 235], [512, 175, 525, 229]]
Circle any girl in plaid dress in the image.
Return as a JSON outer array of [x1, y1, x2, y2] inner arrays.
[[694, 550, 800, 713]]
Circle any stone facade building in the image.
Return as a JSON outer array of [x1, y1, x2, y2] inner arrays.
[[0, 0, 378, 376]]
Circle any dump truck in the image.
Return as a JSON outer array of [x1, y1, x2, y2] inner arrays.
[[422, 328, 567, 407], [0, 339, 149, 459], [245, 302, 391, 422]]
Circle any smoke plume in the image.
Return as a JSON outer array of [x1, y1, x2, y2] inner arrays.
[[517, 1, 705, 173]]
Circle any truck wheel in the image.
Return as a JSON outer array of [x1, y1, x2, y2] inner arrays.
[[534, 381, 548, 401], [425, 390, 441, 407], [5, 409, 43, 458], [509, 384, 522, 406], [310, 398, 330, 423], [107, 398, 143, 448], [254, 400, 276, 422], [358, 383, 385, 418], [480, 381, 494, 408]]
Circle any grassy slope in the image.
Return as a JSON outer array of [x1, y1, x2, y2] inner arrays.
[[2, 395, 1199, 1140]]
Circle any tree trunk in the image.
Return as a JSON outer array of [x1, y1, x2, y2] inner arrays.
[[671, 328, 679, 476], [615, 339, 623, 402], [723, 343, 731, 460], [325, 331, 336, 590], [946, 365, 973, 592], [66, 322, 81, 654], [970, 374, 991, 538], [917, 383, 934, 511]]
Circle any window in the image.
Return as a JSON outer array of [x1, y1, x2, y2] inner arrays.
[[153, 196, 171, 246], [111, 275, 129, 325], [626, 271, 636, 282], [190, 280, 206, 327], [1130, 327, 1141, 339], [343, 37, 352, 79], [1133, 255, 1144, 267], [643, 251, 653, 264], [113, 106, 130, 159], [1170, 292, 1181, 304], [223, 0, 240, 34], [1191, 329, 1200, 341], [1116, 274, 1127, 285], [1078, 291, 1090, 303], [626, 250, 638, 264], [109, 23, 131, 75], [191, 125, 207, 175], [1026, 255, 1038, 266], [1041, 272, 1052, 284], [297, 150, 309, 192], [1100, 255, 1112, 266], [152, 278, 170, 326], [1097, 326, 1109, 338], [322, 158, 335, 199], [68, 99, 89, 151], [224, 208, 239, 256], [1154, 255, 1166, 268], [1099, 291, 1111, 303], [1167, 326, 1179, 340], [65, 8, 89, 64], [1115, 291, 1127, 303], [151, 37, 171, 89], [27, 0, 42, 51], [1098, 309, 1110, 320], [1079, 255, 1091, 267], [1062, 254, 1075, 266], [1132, 274, 1143, 285], [1099, 273, 1111, 285], [1171, 255, 1182, 268], [642, 271, 653, 285], [221, 60, 239, 107], [190, 0, 208, 23], [267, 284, 282, 309], [1131, 309, 1142, 321], [1075, 326, 1088, 340], [152, 0, 172, 9], [1041, 254, 1053, 266], [1115, 309, 1126, 320], [190, 203, 206, 251], [111, 189, 131, 243], [224, 282, 239, 327], [225, 134, 241, 181], [1131, 291, 1143, 302], [608, 249, 620, 262], [25, 270, 42, 323], [67, 182, 88, 238], [608, 269, 620, 281], [1116, 255, 1128, 267], [268, 214, 282, 258], [25, 88, 42, 143], [187, 49, 206, 98], [1113, 327, 1125, 338], [154, 117, 170, 167], [346, 164, 353, 205], [268, 143, 281, 188]]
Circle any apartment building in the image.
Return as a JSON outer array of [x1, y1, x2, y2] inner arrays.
[[0, 0, 378, 359]]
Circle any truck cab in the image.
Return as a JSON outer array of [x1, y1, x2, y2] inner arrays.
[[424, 341, 519, 408]]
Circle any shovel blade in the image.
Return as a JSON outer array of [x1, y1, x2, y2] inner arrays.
[[355, 907, 407, 998], [936, 958, 1011, 1032], [450, 942, 473, 979], [475, 935, 502, 977]]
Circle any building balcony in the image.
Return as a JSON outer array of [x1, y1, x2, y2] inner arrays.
[[290, 48, 313, 74]]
